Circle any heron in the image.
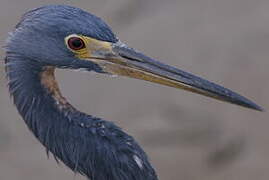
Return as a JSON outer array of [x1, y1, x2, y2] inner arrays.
[[5, 4, 262, 180]]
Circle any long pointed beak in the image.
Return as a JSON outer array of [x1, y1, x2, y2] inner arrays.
[[87, 41, 263, 111]]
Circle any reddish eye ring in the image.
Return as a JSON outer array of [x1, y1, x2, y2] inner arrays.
[[67, 37, 85, 50]]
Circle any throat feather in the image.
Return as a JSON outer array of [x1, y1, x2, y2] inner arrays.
[[40, 66, 74, 111]]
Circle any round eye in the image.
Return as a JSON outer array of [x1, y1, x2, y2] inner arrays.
[[67, 37, 85, 50]]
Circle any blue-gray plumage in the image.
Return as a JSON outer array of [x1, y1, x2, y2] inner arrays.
[[6, 5, 157, 180], [5, 4, 262, 180]]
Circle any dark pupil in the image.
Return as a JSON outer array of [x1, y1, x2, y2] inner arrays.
[[71, 39, 83, 48]]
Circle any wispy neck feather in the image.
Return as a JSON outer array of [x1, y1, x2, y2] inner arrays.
[[5, 55, 92, 172], [5, 55, 78, 146]]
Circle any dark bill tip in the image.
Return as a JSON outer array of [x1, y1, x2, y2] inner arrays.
[[210, 86, 264, 112]]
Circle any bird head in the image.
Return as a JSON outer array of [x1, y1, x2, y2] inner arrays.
[[6, 5, 262, 111]]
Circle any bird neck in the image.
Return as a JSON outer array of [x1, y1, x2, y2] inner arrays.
[[6, 57, 80, 142]]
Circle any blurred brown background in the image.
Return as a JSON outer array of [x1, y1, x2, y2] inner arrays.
[[0, 0, 268, 180]]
